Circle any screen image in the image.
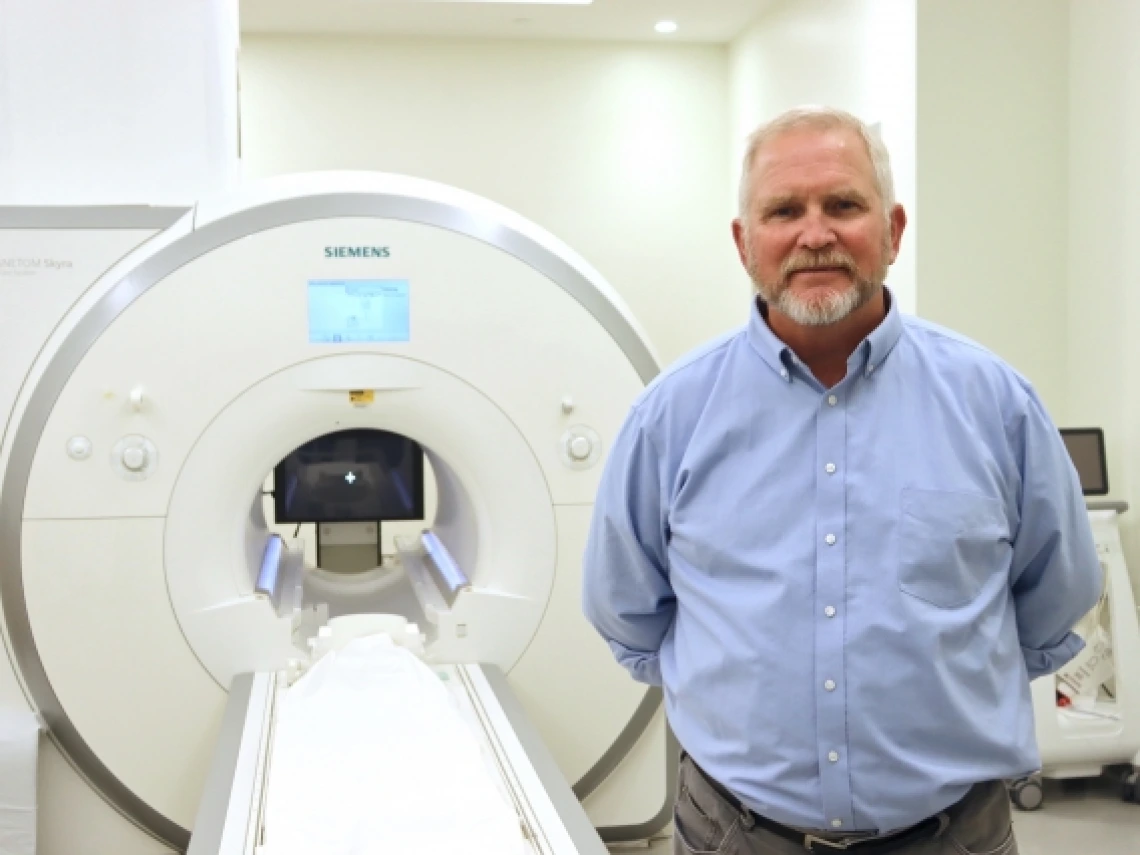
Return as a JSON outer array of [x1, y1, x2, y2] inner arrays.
[[1060, 428, 1108, 496], [308, 279, 410, 344], [274, 429, 425, 523]]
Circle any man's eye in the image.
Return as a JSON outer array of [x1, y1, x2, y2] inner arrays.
[[769, 206, 795, 218]]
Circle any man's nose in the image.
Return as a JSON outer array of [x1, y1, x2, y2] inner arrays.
[[797, 210, 836, 251]]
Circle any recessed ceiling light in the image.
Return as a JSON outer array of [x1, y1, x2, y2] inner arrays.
[[655, 21, 678, 35]]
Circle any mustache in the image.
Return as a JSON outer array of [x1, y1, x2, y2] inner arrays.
[[779, 250, 858, 282]]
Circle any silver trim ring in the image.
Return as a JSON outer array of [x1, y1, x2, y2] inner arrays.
[[578, 687, 678, 843], [0, 193, 660, 849]]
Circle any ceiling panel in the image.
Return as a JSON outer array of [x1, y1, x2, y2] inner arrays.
[[240, 0, 774, 44]]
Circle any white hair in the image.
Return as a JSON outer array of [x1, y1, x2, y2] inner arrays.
[[737, 106, 896, 220]]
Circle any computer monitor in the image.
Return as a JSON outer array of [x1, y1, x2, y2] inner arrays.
[[1060, 428, 1109, 497], [274, 429, 425, 523]]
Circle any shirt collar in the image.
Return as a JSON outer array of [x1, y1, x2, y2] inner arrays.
[[746, 288, 905, 383]]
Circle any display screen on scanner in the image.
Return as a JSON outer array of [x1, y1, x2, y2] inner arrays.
[[1060, 428, 1109, 496], [274, 429, 425, 523], [308, 279, 410, 344]]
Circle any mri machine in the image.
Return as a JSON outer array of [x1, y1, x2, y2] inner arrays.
[[0, 174, 673, 853]]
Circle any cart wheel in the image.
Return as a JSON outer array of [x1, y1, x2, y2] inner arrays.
[[1123, 770, 1140, 804], [1009, 777, 1045, 811]]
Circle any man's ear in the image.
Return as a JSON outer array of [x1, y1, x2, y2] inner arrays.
[[888, 204, 907, 262], [732, 219, 749, 269]]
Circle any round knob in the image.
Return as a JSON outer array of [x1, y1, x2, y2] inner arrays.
[[121, 446, 148, 472], [67, 436, 92, 461], [568, 435, 592, 461], [560, 425, 602, 469], [111, 434, 157, 480]]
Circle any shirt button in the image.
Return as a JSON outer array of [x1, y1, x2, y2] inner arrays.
[[825, 533, 836, 545], [825, 463, 837, 474], [824, 679, 837, 691], [866, 364, 875, 377], [828, 751, 840, 763], [781, 368, 789, 379], [827, 395, 838, 406], [832, 820, 843, 829], [825, 606, 837, 618]]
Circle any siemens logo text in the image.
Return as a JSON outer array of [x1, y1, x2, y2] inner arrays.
[[324, 247, 391, 258]]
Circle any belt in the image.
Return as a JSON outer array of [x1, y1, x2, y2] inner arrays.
[[690, 761, 949, 853]]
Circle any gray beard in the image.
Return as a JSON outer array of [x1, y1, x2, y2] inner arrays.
[[764, 276, 879, 326], [749, 239, 891, 326]]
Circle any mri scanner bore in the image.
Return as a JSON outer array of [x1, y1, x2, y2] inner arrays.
[[0, 173, 671, 853], [261, 427, 433, 621]]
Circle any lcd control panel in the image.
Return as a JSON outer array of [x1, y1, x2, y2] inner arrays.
[[308, 279, 410, 344]]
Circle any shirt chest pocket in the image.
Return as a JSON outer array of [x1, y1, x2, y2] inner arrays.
[[898, 488, 1010, 608]]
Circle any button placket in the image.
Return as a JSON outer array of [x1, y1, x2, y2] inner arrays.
[[814, 384, 852, 828]]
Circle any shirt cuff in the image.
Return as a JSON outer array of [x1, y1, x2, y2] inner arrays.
[[1024, 631, 1086, 680], [607, 640, 663, 686]]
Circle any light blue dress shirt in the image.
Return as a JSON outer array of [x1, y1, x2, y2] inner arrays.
[[582, 293, 1102, 833]]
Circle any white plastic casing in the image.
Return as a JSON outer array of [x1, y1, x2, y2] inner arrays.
[[11, 183, 657, 835]]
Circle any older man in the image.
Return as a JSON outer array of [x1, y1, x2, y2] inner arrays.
[[582, 107, 1101, 855]]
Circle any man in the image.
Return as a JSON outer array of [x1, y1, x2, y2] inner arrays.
[[582, 106, 1102, 855]]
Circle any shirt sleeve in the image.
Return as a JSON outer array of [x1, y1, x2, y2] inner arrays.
[[1009, 388, 1104, 680], [582, 406, 676, 686]]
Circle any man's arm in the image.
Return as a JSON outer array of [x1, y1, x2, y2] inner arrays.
[[582, 408, 676, 686], [1009, 389, 1104, 680]]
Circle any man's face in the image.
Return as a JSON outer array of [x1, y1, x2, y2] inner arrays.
[[733, 127, 905, 327]]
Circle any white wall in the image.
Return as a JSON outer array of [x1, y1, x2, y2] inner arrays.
[[0, 0, 238, 205], [1067, 0, 1140, 581], [915, 0, 1140, 589], [915, 0, 1070, 417], [728, 0, 917, 313], [238, 35, 747, 367]]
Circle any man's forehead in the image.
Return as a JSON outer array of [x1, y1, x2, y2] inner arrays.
[[751, 127, 875, 193]]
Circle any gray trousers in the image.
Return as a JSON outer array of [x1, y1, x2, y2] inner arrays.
[[673, 754, 1017, 855]]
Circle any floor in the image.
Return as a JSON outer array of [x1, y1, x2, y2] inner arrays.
[[1008, 776, 1140, 854], [613, 776, 1140, 854]]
